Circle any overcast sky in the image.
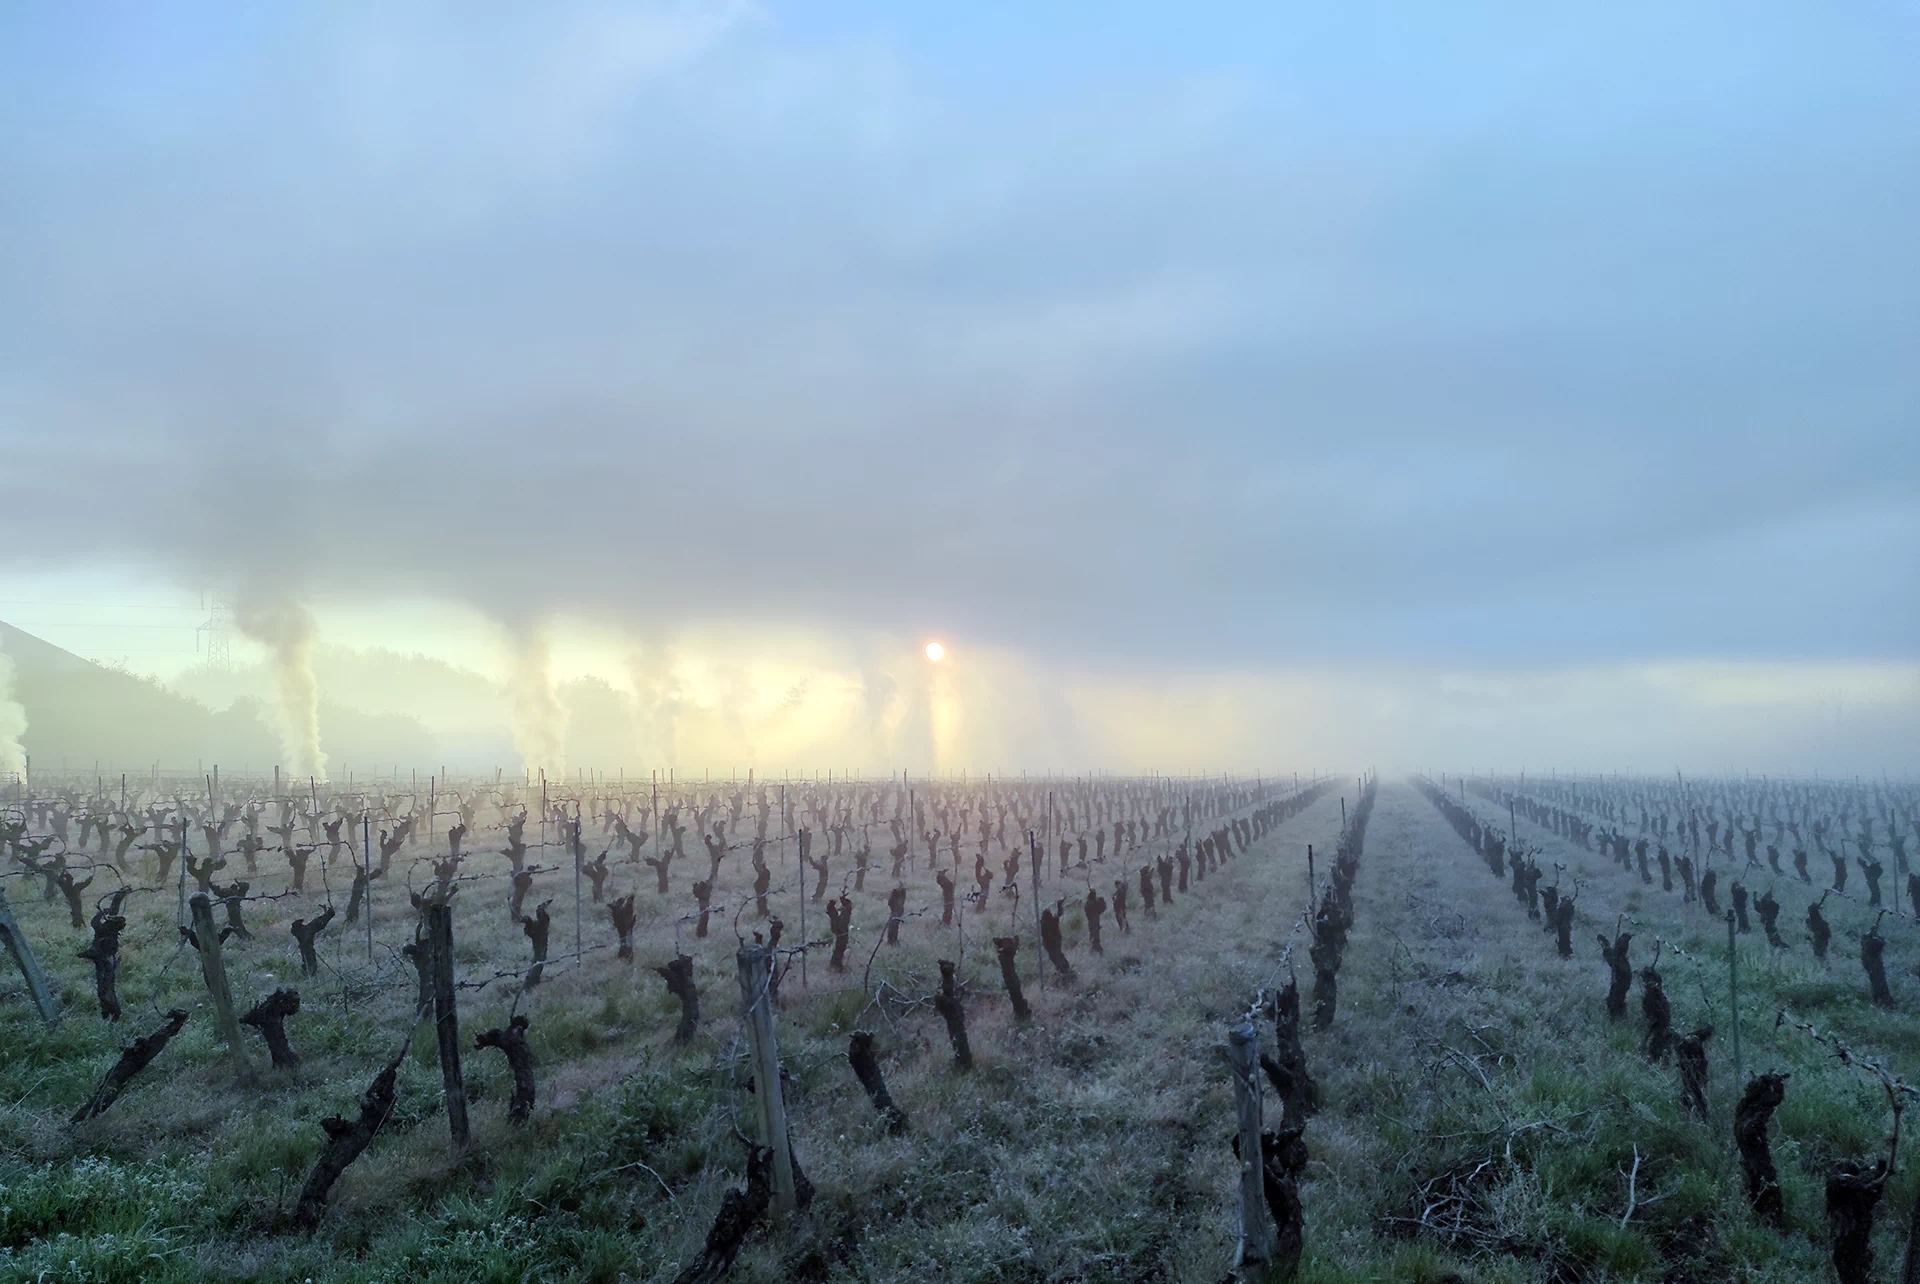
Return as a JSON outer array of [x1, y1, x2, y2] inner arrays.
[[2, 3, 1916, 771]]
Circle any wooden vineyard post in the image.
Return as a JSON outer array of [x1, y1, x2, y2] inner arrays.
[[1727, 908, 1741, 1095], [428, 902, 469, 1152], [362, 813, 374, 964], [0, 886, 59, 1024], [188, 893, 257, 1081], [798, 826, 808, 991], [176, 815, 188, 928], [1027, 827, 1041, 923], [737, 943, 797, 1215], [1227, 1019, 1273, 1271], [1307, 845, 1316, 920]]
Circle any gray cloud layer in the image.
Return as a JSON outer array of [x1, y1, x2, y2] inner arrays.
[[3, 3, 1915, 667]]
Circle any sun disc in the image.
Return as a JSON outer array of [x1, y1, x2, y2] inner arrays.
[[925, 641, 945, 661]]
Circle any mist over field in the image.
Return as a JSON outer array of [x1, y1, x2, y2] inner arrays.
[[2, 7, 1919, 1284]]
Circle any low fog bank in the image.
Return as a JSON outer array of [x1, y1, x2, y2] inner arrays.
[[6, 621, 1914, 780]]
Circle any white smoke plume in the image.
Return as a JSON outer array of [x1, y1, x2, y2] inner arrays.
[[233, 591, 328, 783], [509, 634, 568, 782], [0, 647, 26, 782], [625, 647, 683, 769]]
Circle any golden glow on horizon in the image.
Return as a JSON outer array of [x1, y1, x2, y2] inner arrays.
[[0, 565, 1913, 776]]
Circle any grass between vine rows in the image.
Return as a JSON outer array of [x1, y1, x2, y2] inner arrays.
[[4, 793, 1349, 1282], [7, 783, 1911, 1281]]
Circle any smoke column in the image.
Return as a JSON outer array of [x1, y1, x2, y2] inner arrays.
[[510, 634, 568, 780], [625, 648, 682, 769], [233, 592, 328, 783], [0, 647, 25, 781]]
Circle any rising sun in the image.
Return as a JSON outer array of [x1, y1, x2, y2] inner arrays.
[[924, 640, 945, 661]]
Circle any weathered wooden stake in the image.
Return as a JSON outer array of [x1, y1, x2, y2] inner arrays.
[[428, 902, 469, 1152], [188, 893, 256, 1081], [362, 812, 374, 964], [737, 943, 797, 1216], [1028, 827, 1041, 930], [1306, 845, 1316, 921], [1227, 1019, 1274, 1271], [571, 817, 584, 962], [0, 886, 59, 1024], [1727, 908, 1742, 1091]]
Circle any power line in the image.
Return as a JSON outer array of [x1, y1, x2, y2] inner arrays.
[[197, 594, 232, 672], [65, 649, 202, 658]]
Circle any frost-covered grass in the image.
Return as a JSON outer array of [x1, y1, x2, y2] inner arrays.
[[1311, 785, 1919, 1282], [1, 793, 1350, 1282], [6, 783, 1911, 1282]]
